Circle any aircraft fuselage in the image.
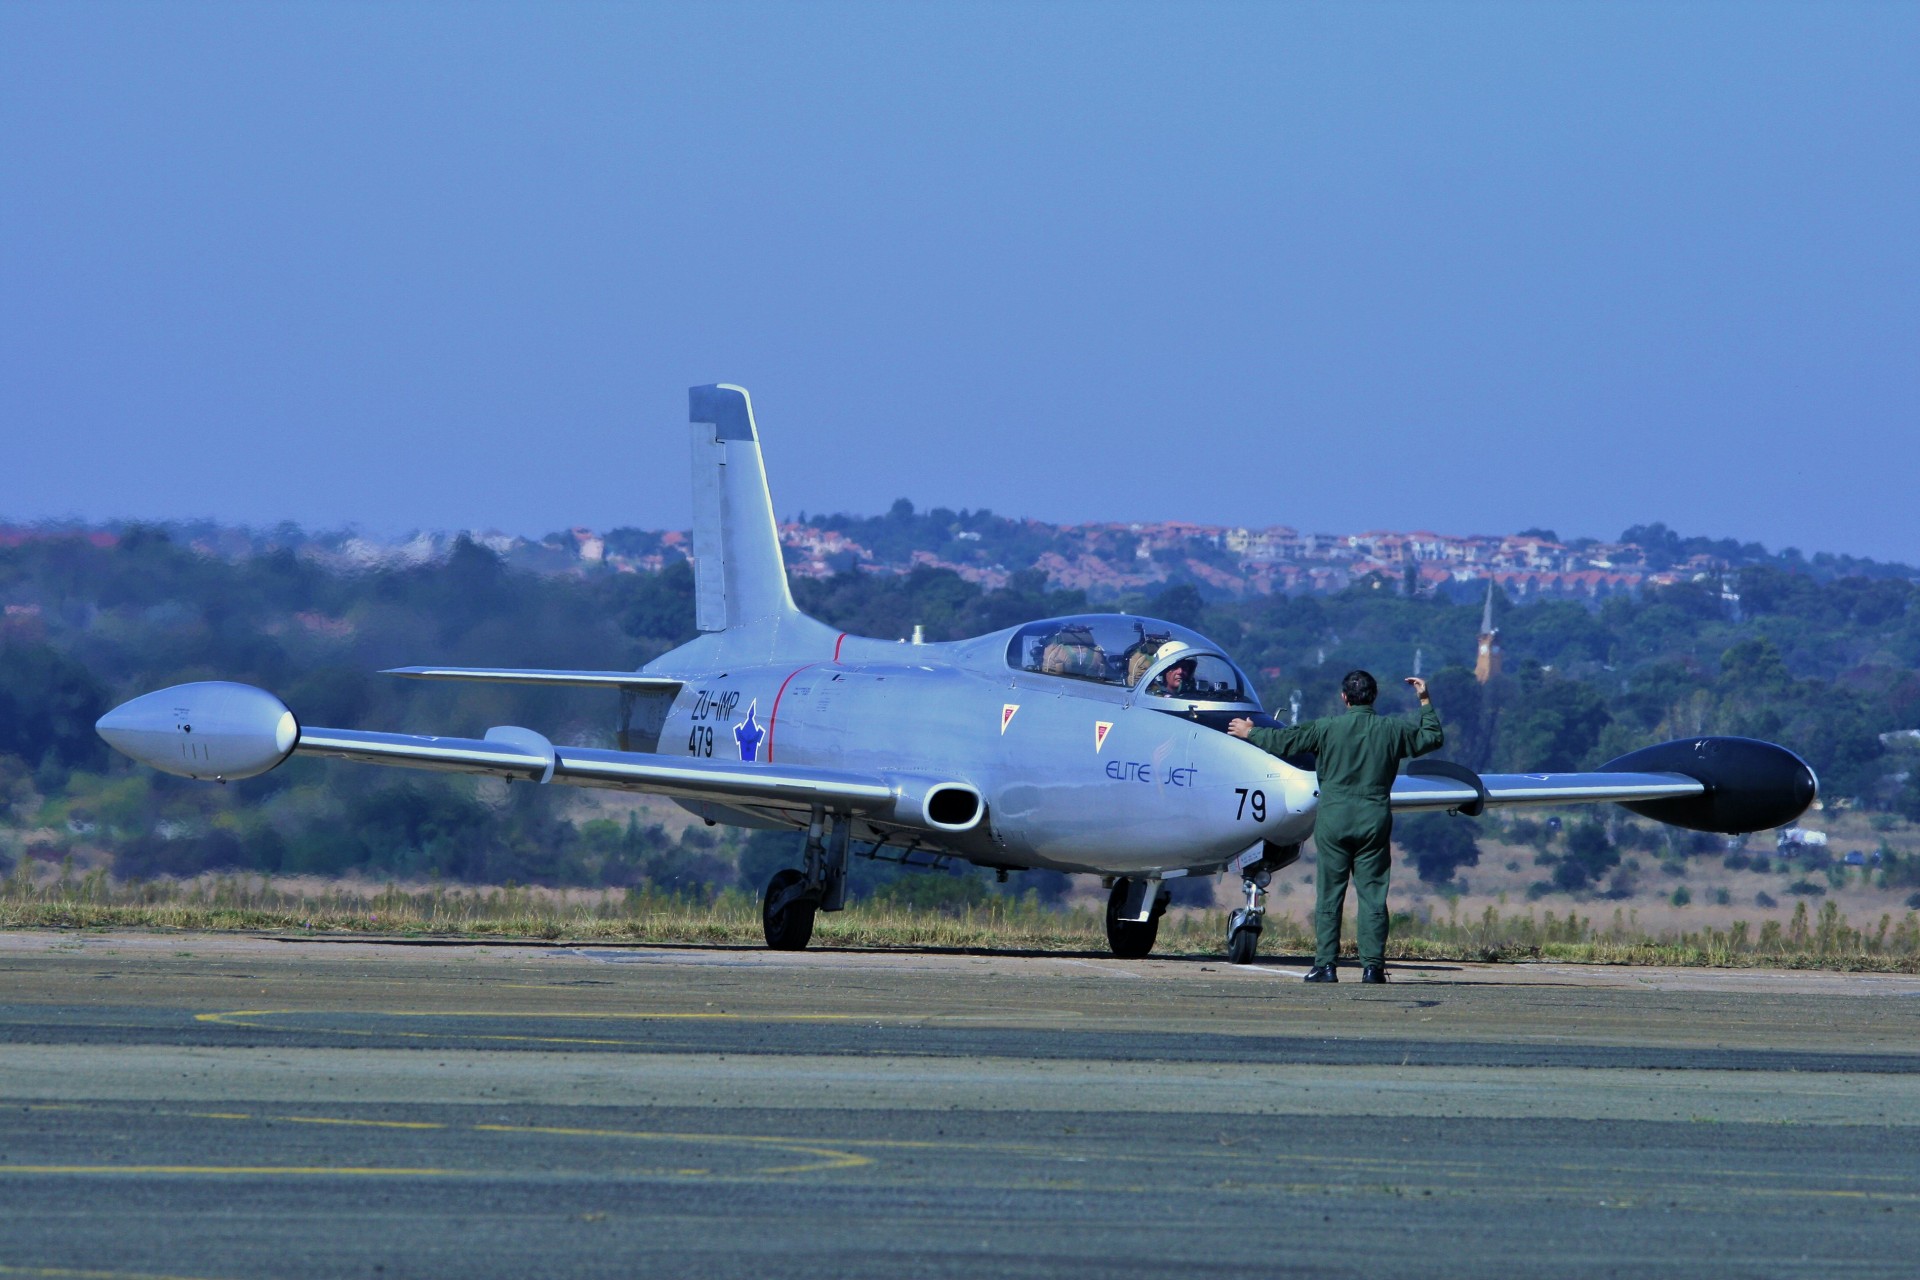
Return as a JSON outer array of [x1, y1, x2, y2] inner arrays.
[[647, 627, 1319, 878]]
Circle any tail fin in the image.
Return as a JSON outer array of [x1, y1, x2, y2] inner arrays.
[[688, 384, 797, 632]]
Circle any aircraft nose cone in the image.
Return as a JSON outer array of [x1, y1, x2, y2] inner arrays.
[[93, 681, 299, 780], [94, 703, 143, 756], [1212, 730, 1317, 841]]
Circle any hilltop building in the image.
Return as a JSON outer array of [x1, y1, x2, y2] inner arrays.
[[1474, 581, 1503, 684]]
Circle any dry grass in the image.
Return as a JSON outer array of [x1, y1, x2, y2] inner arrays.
[[4, 863, 1919, 971]]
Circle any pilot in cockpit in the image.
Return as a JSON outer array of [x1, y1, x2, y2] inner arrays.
[[1153, 659, 1197, 698], [1143, 640, 1197, 698]]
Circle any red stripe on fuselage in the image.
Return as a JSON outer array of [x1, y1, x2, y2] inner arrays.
[[834, 632, 847, 663], [764, 663, 816, 763]]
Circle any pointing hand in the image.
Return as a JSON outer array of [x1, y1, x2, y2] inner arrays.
[[1227, 717, 1254, 739], [1404, 676, 1429, 702]]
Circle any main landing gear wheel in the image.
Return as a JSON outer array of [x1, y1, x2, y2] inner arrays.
[[762, 868, 818, 951], [1226, 909, 1262, 965], [1104, 879, 1167, 960]]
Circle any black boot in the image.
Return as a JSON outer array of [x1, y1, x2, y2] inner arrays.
[[1361, 963, 1387, 984], [1303, 964, 1338, 983]]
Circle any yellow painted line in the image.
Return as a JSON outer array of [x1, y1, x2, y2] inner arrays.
[[0, 1265, 229, 1280], [469, 1123, 871, 1175], [192, 1007, 869, 1048], [171, 1109, 446, 1132], [276, 1115, 446, 1131], [27, 1103, 868, 1180], [196, 1008, 863, 1024], [0, 1166, 455, 1178]]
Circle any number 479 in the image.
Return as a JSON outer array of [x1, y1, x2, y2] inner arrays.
[[1234, 788, 1267, 822]]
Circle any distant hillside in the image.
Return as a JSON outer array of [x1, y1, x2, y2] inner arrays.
[[6, 509, 1913, 605]]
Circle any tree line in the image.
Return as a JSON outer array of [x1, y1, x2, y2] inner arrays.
[[3, 526, 1917, 897]]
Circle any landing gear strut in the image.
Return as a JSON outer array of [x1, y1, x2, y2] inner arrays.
[[1226, 872, 1267, 965], [1105, 878, 1170, 959], [761, 804, 851, 951], [1226, 842, 1300, 965]]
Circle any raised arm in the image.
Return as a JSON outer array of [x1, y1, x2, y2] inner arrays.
[[1400, 676, 1444, 758]]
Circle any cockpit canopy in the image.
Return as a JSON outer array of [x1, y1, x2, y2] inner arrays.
[[1005, 614, 1258, 706]]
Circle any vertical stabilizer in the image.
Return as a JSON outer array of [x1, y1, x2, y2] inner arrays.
[[688, 384, 797, 632]]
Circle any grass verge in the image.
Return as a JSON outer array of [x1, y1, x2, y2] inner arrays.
[[4, 866, 1920, 971]]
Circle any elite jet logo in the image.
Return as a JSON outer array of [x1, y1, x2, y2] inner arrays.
[[1001, 704, 1019, 734], [734, 700, 766, 761], [1094, 721, 1113, 752]]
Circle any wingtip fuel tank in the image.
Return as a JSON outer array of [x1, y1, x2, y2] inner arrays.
[[95, 681, 298, 781], [1602, 735, 1818, 834]]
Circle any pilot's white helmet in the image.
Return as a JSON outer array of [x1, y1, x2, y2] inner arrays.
[[1155, 639, 1191, 661]]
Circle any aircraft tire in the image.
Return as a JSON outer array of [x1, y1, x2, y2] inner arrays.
[[1104, 879, 1160, 959], [1226, 915, 1261, 966], [762, 868, 817, 951]]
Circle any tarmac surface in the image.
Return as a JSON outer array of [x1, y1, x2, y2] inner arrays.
[[1, 932, 1918, 1279]]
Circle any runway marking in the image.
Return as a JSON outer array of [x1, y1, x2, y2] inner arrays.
[[194, 1007, 873, 1047], [6, 1103, 1915, 1204], [1048, 959, 1144, 979], [0, 1265, 231, 1280], [11, 1103, 870, 1180], [0, 1166, 453, 1178], [469, 1123, 870, 1174], [276, 1114, 444, 1131]]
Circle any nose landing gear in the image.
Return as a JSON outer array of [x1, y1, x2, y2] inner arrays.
[[1225, 842, 1300, 965], [1226, 873, 1266, 965]]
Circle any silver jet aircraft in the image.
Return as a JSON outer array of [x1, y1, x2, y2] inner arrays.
[[97, 384, 1819, 962]]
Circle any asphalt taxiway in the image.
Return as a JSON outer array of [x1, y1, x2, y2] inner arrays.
[[1, 932, 1917, 1279]]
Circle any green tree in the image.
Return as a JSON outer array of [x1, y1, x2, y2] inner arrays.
[[1496, 670, 1611, 771], [1553, 818, 1619, 892], [1396, 812, 1481, 886], [0, 641, 109, 774]]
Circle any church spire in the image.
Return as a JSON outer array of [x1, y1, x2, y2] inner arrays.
[[1474, 580, 1502, 684]]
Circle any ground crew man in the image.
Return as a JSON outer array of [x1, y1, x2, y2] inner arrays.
[[1228, 670, 1442, 984]]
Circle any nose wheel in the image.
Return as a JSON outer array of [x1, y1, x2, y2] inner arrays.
[[1224, 843, 1297, 965], [1226, 870, 1269, 965]]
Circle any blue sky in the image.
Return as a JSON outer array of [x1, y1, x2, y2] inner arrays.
[[3, 3, 1915, 558]]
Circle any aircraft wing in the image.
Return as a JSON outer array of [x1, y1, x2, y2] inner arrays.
[[294, 725, 895, 812], [383, 666, 682, 692], [93, 682, 982, 834], [1387, 737, 1818, 834], [1391, 768, 1703, 814]]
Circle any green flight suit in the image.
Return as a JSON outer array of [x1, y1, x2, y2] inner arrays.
[[1247, 701, 1444, 967]]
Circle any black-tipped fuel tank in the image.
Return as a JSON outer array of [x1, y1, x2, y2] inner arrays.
[[1602, 736, 1818, 834]]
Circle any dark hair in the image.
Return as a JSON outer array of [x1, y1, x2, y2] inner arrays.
[[1341, 669, 1378, 705]]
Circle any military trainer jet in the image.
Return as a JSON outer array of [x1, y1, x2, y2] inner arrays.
[[97, 384, 1819, 962]]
